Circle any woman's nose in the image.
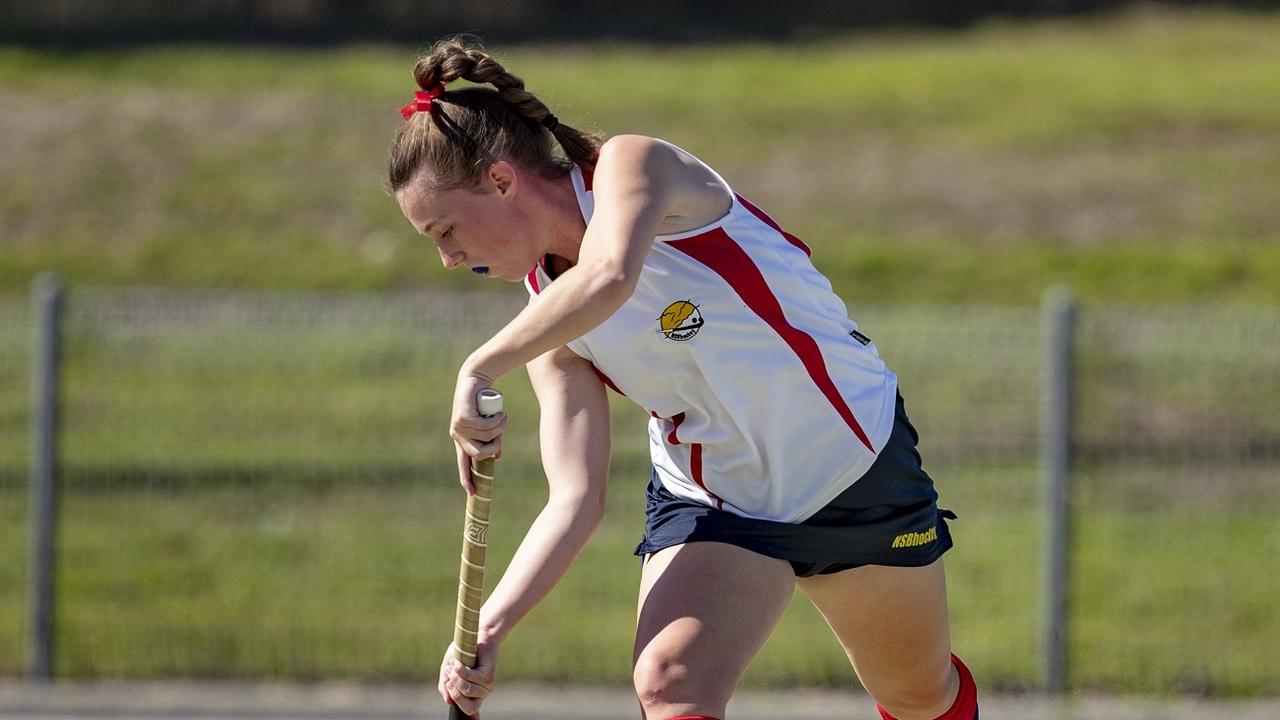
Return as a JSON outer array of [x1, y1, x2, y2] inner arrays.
[[437, 246, 465, 269]]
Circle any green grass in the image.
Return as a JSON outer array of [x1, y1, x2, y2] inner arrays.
[[1071, 509, 1280, 696], [2, 293, 1278, 692], [2, 466, 1275, 692], [2, 6, 1280, 302]]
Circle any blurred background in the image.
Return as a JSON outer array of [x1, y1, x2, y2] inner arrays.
[[1, 0, 1279, 717]]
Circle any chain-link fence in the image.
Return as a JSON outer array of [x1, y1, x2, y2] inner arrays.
[[0, 295, 29, 673], [1, 285, 1277, 694], [1071, 306, 1280, 694]]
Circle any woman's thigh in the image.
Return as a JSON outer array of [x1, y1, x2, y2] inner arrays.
[[633, 541, 795, 718], [797, 559, 956, 717]]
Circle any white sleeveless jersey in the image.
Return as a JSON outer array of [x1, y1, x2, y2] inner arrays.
[[524, 143, 898, 523]]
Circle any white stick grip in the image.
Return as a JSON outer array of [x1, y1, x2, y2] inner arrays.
[[476, 388, 503, 417]]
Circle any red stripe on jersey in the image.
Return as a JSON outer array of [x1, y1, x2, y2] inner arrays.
[[525, 267, 541, 294], [662, 412, 724, 508], [736, 194, 812, 257], [666, 412, 686, 445], [689, 442, 722, 510], [581, 166, 594, 191], [667, 228, 874, 453], [592, 365, 625, 396]]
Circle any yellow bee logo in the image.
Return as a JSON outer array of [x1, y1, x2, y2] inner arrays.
[[658, 300, 704, 341]]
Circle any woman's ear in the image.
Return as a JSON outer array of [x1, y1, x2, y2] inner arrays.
[[488, 160, 517, 196]]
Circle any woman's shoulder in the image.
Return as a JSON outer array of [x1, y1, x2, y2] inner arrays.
[[594, 135, 733, 234], [595, 134, 678, 168], [594, 135, 726, 190], [590, 135, 701, 193], [598, 133, 665, 151]]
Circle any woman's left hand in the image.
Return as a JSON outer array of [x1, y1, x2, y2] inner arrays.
[[450, 363, 507, 494], [438, 636, 500, 716]]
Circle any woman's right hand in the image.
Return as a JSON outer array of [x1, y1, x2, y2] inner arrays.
[[438, 638, 499, 717], [449, 365, 507, 494]]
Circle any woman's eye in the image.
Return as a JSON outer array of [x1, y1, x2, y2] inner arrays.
[[442, 228, 454, 239]]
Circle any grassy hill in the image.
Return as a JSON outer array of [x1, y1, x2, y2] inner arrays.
[[1, 5, 1278, 303]]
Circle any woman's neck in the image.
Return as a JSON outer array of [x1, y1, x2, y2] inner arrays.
[[537, 169, 587, 267]]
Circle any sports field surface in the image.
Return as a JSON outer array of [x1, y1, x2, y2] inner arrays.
[[3, 682, 1280, 720]]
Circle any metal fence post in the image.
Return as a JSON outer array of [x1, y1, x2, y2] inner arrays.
[[27, 272, 63, 681], [1041, 285, 1075, 695]]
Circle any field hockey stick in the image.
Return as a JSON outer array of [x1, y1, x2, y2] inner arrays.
[[449, 388, 503, 720]]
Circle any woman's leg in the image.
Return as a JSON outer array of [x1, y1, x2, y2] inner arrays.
[[797, 558, 975, 720], [632, 542, 796, 720]]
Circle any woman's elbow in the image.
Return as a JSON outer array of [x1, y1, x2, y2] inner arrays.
[[584, 262, 638, 306], [552, 488, 607, 528]]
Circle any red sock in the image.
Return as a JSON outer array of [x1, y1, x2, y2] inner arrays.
[[877, 654, 979, 720]]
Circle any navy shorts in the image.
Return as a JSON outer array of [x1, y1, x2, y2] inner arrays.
[[634, 393, 955, 577]]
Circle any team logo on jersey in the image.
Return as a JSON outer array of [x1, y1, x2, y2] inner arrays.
[[658, 300, 703, 341]]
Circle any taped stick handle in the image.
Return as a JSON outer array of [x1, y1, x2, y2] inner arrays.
[[449, 389, 502, 720]]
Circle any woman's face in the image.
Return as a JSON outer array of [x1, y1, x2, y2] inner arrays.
[[396, 162, 540, 283]]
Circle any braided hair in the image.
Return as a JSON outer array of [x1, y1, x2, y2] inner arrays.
[[387, 36, 602, 193]]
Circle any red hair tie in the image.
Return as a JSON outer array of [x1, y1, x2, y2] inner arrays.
[[399, 83, 445, 120]]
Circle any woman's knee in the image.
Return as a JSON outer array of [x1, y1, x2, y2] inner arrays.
[[632, 648, 724, 716], [873, 658, 959, 719], [633, 649, 690, 707]]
